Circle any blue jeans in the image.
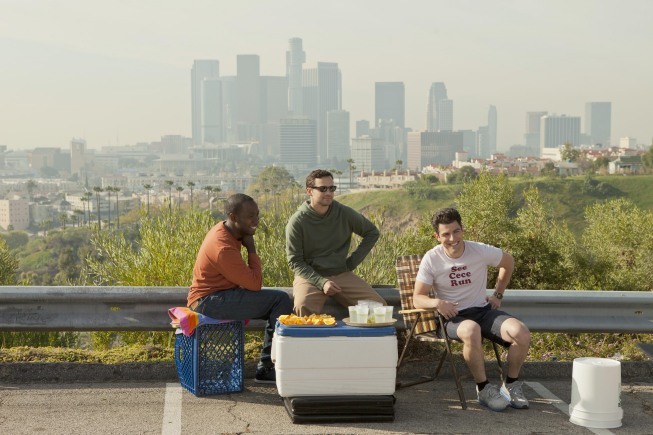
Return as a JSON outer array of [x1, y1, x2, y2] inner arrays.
[[193, 288, 293, 368]]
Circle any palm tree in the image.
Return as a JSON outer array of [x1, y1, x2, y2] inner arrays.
[[395, 160, 403, 174], [164, 180, 174, 213], [83, 191, 93, 225], [105, 186, 112, 227], [59, 213, 68, 230], [347, 158, 356, 189], [203, 185, 213, 209], [187, 181, 196, 209], [26, 179, 37, 201], [108, 186, 121, 228], [143, 183, 153, 216], [93, 186, 104, 230], [73, 209, 84, 227], [175, 186, 184, 210]]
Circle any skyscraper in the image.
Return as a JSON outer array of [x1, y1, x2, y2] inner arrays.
[[375, 82, 405, 128], [201, 78, 223, 144], [585, 102, 612, 146], [540, 115, 581, 151], [302, 62, 342, 163], [286, 38, 305, 117], [191, 60, 219, 145], [280, 118, 317, 168], [236, 55, 261, 126], [327, 110, 350, 162], [427, 82, 448, 131], [524, 111, 548, 150], [488, 105, 497, 154], [437, 99, 453, 132], [351, 136, 385, 172], [356, 120, 370, 138]]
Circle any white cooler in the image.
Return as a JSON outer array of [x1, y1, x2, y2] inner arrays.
[[271, 322, 398, 397]]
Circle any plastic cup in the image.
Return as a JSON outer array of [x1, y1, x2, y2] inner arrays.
[[348, 306, 358, 323], [357, 300, 371, 307], [384, 306, 394, 322], [355, 305, 369, 323], [374, 306, 386, 323]]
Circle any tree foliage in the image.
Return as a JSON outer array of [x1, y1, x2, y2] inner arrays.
[[0, 238, 19, 285]]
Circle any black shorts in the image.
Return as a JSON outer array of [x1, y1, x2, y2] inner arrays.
[[444, 304, 515, 348]]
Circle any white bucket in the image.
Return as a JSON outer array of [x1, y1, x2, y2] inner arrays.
[[569, 357, 623, 429]]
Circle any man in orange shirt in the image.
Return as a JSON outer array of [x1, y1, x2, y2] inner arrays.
[[188, 193, 293, 383]]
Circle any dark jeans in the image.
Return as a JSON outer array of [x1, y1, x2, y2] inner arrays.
[[194, 288, 293, 368]]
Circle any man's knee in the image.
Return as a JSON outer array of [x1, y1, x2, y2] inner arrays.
[[503, 318, 531, 346], [456, 321, 482, 344]]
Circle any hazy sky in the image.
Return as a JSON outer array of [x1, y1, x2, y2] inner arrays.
[[2, 0, 652, 151]]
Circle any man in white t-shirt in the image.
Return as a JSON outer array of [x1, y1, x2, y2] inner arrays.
[[413, 207, 531, 412]]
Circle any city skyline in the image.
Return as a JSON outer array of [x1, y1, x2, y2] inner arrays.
[[2, 1, 652, 151]]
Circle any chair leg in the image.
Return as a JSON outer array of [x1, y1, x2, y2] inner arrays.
[[439, 313, 467, 410], [396, 313, 434, 389]]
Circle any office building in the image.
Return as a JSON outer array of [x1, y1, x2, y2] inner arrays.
[[427, 82, 448, 131], [327, 110, 350, 162], [356, 120, 370, 138], [70, 138, 87, 177], [201, 78, 223, 144], [302, 62, 342, 163], [236, 55, 261, 126], [286, 38, 305, 116], [375, 82, 405, 128], [0, 198, 30, 230], [437, 99, 453, 131], [280, 118, 317, 169], [191, 60, 220, 145], [351, 136, 386, 172], [407, 131, 463, 170], [524, 111, 548, 150], [488, 105, 497, 154], [540, 115, 581, 151], [585, 102, 611, 146]]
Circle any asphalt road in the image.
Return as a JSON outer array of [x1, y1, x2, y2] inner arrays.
[[0, 361, 652, 434]]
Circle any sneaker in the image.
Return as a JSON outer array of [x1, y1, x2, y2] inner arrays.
[[254, 366, 276, 384], [501, 380, 529, 409], [477, 383, 510, 412]]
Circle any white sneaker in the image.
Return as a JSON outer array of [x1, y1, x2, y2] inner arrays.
[[477, 383, 509, 412], [500, 380, 529, 409]]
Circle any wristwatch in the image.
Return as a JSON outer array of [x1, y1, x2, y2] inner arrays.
[[493, 291, 503, 300]]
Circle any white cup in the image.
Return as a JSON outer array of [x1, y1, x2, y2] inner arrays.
[[384, 306, 394, 322], [374, 306, 386, 323], [348, 306, 358, 323], [355, 305, 369, 323]]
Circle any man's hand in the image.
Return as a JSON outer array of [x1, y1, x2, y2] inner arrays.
[[322, 280, 342, 296], [436, 299, 459, 320], [241, 235, 256, 254], [487, 295, 502, 310]]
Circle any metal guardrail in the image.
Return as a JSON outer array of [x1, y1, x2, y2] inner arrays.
[[0, 287, 652, 333]]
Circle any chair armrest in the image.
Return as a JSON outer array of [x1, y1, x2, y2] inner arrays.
[[398, 308, 434, 314]]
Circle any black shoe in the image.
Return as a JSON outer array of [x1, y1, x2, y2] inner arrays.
[[254, 366, 276, 384]]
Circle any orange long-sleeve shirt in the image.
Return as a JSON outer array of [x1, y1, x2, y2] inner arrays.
[[187, 221, 262, 307]]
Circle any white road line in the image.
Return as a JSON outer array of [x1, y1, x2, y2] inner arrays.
[[526, 381, 615, 435], [162, 383, 183, 435]]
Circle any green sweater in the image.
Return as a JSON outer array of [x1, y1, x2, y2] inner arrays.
[[285, 200, 380, 289]]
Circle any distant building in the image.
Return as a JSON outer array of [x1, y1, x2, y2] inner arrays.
[[70, 138, 87, 178], [327, 110, 350, 162], [351, 136, 385, 172], [585, 102, 611, 146], [356, 120, 370, 138], [619, 137, 637, 149], [524, 111, 548, 152], [286, 37, 305, 117], [280, 118, 317, 169], [375, 82, 405, 128], [0, 198, 29, 230], [609, 155, 642, 174], [487, 105, 497, 154], [302, 62, 342, 164], [201, 78, 223, 144], [540, 114, 581, 153], [426, 82, 448, 132], [357, 170, 419, 189], [437, 99, 453, 132], [191, 60, 220, 145], [407, 131, 463, 170]]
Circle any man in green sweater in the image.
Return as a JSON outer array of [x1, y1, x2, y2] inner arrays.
[[285, 169, 386, 315]]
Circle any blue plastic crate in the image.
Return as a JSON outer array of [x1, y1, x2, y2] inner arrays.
[[174, 320, 244, 396]]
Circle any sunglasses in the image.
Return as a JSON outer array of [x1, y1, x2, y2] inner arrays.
[[310, 185, 337, 193]]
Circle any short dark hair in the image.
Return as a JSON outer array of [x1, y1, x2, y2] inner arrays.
[[225, 193, 255, 216], [305, 169, 333, 188], [431, 207, 463, 233]]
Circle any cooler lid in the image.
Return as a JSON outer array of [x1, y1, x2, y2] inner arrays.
[[275, 321, 396, 337]]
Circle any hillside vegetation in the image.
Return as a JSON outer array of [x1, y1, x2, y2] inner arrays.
[[339, 174, 653, 237]]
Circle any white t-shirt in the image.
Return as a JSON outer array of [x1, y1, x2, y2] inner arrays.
[[415, 241, 503, 311]]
